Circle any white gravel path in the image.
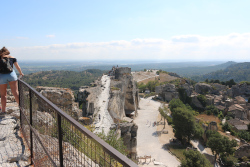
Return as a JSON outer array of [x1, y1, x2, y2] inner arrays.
[[134, 97, 180, 167], [94, 75, 114, 135]]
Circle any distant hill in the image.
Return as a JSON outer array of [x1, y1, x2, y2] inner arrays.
[[191, 62, 250, 82], [22, 69, 104, 92], [163, 61, 237, 77]]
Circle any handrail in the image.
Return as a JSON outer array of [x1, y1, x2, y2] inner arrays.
[[18, 79, 138, 167]]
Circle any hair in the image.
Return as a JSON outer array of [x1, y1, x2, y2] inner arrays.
[[0, 47, 10, 57]]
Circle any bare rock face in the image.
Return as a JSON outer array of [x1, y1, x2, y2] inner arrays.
[[210, 83, 228, 95], [230, 83, 250, 97], [108, 90, 125, 119], [156, 80, 193, 102], [119, 123, 138, 156], [36, 87, 81, 120], [195, 83, 212, 94], [180, 83, 193, 96], [109, 70, 139, 119], [234, 144, 250, 159], [156, 84, 179, 102], [191, 95, 204, 109]]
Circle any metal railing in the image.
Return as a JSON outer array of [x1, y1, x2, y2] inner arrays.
[[18, 79, 137, 167]]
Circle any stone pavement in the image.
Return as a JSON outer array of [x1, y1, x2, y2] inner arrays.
[[134, 97, 180, 167], [0, 107, 30, 167]]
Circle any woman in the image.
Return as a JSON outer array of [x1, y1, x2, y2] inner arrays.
[[0, 47, 24, 115]]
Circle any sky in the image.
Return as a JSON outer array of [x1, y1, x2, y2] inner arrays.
[[1, 0, 250, 61]]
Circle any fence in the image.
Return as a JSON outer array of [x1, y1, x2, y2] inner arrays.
[[18, 79, 137, 167]]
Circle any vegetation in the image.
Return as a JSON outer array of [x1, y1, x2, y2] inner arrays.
[[180, 150, 212, 167], [158, 106, 172, 126], [197, 95, 207, 107], [166, 144, 187, 160], [97, 130, 127, 155], [22, 69, 104, 92], [204, 79, 237, 88], [169, 99, 204, 143], [137, 80, 161, 93], [192, 62, 250, 83], [205, 105, 219, 116], [206, 130, 238, 165], [222, 122, 250, 141]]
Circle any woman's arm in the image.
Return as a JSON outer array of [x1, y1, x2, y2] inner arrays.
[[14, 62, 24, 77]]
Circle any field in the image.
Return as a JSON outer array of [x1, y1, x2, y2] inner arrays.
[[132, 70, 178, 84]]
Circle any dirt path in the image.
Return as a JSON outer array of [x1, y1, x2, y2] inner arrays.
[[134, 98, 180, 167]]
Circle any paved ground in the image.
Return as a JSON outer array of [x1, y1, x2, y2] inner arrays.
[[134, 97, 180, 167], [94, 75, 113, 135]]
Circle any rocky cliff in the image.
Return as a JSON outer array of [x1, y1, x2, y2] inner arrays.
[[77, 67, 139, 155], [36, 87, 81, 120]]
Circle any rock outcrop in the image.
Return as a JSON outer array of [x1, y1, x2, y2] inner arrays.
[[195, 83, 212, 94], [234, 144, 250, 159], [155, 84, 179, 102], [36, 87, 81, 120], [111, 122, 138, 158], [229, 83, 250, 97], [0, 115, 30, 166], [155, 80, 193, 102]]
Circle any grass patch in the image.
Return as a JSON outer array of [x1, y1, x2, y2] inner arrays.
[[166, 144, 187, 160]]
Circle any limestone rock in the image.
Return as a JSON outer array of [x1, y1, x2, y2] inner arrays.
[[36, 87, 81, 120], [0, 116, 30, 166], [230, 83, 250, 97], [180, 83, 194, 96], [210, 83, 228, 95], [195, 83, 212, 94], [191, 95, 204, 109], [235, 144, 250, 159]]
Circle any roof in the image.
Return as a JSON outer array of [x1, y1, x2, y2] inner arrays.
[[216, 105, 225, 111], [228, 104, 244, 112], [228, 118, 245, 126], [234, 125, 248, 131]]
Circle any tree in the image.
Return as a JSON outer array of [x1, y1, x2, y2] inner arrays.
[[180, 150, 212, 167], [207, 132, 237, 165], [172, 107, 195, 142], [169, 98, 185, 113]]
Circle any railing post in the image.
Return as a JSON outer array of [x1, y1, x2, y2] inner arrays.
[[18, 80, 21, 128], [57, 113, 63, 167], [29, 89, 33, 164]]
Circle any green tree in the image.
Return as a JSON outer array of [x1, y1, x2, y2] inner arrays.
[[193, 123, 204, 139], [169, 98, 185, 112], [180, 150, 212, 167], [207, 132, 237, 165], [172, 107, 195, 142]]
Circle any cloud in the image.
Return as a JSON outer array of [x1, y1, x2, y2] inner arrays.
[[46, 35, 55, 38], [172, 35, 200, 43], [11, 33, 250, 61]]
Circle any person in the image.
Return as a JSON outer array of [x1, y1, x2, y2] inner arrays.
[[0, 47, 24, 115]]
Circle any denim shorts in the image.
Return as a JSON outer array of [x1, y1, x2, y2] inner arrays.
[[0, 71, 18, 85]]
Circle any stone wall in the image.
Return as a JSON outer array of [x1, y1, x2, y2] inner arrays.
[[114, 67, 131, 80]]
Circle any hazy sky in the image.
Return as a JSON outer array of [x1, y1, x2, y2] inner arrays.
[[1, 0, 250, 61]]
